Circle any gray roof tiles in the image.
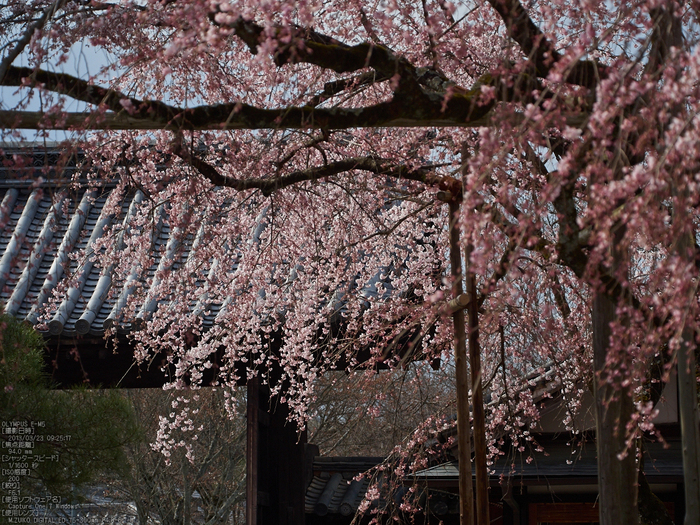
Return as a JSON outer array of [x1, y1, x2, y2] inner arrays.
[[305, 457, 380, 516], [0, 182, 201, 337]]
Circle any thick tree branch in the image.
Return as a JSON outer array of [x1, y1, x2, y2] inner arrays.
[[224, 15, 421, 81], [485, 0, 556, 76], [306, 71, 384, 107], [1, 64, 501, 130], [2, 65, 181, 122], [220, 14, 467, 100], [486, 0, 605, 88], [3, 63, 592, 132], [647, 6, 684, 76]]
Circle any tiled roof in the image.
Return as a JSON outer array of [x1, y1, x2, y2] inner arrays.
[[305, 457, 381, 516], [0, 181, 235, 337], [0, 143, 224, 337], [0, 147, 415, 344], [413, 438, 684, 483], [2, 183, 142, 336], [304, 456, 468, 519]]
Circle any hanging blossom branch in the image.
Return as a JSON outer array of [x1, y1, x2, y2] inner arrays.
[[174, 137, 536, 317]]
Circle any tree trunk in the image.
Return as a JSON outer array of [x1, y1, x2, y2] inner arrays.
[[466, 261, 489, 525], [638, 461, 674, 525], [674, 219, 700, 525], [448, 200, 474, 525], [183, 457, 191, 525], [678, 329, 700, 525], [592, 291, 639, 525]]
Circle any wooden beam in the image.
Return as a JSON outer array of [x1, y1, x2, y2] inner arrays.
[[246, 377, 260, 525]]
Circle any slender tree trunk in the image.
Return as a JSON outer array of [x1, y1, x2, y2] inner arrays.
[[678, 329, 700, 525], [457, 142, 488, 524], [676, 226, 700, 525], [183, 457, 191, 525], [448, 200, 474, 525], [592, 291, 639, 525], [466, 257, 489, 525]]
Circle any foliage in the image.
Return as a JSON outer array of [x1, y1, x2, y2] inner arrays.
[[0, 315, 140, 501], [309, 364, 456, 457]]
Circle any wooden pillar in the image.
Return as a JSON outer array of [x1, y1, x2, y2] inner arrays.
[[246, 377, 260, 525], [246, 377, 307, 525]]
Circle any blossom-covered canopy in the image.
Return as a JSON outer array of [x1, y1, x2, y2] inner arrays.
[[1, 3, 698, 499]]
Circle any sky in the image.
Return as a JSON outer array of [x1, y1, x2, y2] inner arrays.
[[1, 31, 118, 143]]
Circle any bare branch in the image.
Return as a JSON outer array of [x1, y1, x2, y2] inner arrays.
[[173, 143, 444, 195], [359, 8, 382, 44]]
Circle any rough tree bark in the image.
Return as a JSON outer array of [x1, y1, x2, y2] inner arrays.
[[675, 225, 700, 525], [593, 264, 639, 525], [462, 143, 489, 525], [467, 266, 489, 525], [677, 329, 700, 525]]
